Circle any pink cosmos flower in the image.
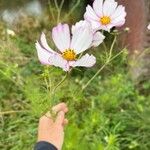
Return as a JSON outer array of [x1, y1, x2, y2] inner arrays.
[[84, 0, 126, 32], [35, 21, 105, 71]]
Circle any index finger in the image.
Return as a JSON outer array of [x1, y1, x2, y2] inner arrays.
[[52, 103, 68, 114], [55, 111, 65, 126]]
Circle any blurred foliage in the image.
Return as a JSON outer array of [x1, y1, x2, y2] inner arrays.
[[0, 0, 150, 150]]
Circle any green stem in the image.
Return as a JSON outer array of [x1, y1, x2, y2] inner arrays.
[[62, 0, 80, 22], [108, 35, 117, 60], [82, 35, 117, 91], [52, 73, 68, 94], [54, 0, 65, 23], [54, 0, 59, 23], [102, 42, 109, 59], [57, 0, 64, 23], [110, 49, 125, 61], [0, 110, 27, 115], [48, 0, 55, 21], [82, 61, 108, 91]]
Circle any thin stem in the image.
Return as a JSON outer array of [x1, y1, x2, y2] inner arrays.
[[62, 0, 80, 21], [54, 0, 59, 10], [82, 35, 118, 91], [48, 77, 52, 96], [0, 69, 22, 88], [0, 110, 27, 115], [57, 0, 64, 23], [54, 0, 60, 23], [44, 73, 49, 89], [52, 73, 68, 94], [110, 49, 125, 61], [82, 62, 108, 91], [44, 76, 51, 96], [108, 35, 117, 60], [48, 0, 55, 21], [102, 42, 108, 58]]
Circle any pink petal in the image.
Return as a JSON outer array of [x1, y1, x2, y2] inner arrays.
[[40, 32, 55, 53], [93, 0, 103, 17], [72, 20, 90, 35], [52, 23, 71, 52], [91, 31, 105, 47], [49, 53, 70, 71], [84, 5, 99, 22], [103, 0, 117, 16], [71, 54, 96, 68], [111, 5, 126, 20], [35, 42, 54, 65], [111, 19, 126, 27], [70, 23, 93, 54]]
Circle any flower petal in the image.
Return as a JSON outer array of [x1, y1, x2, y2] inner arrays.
[[111, 18, 126, 27], [84, 5, 102, 31], [72, 20, 90, 35], [97, 24, 111, 32], [49, 53, 70, 71], [93, 0, 103, 17], [91, 31, 105, 47], [52, 23, 71, 52], [111, 5, 126, 21], [84, 5, 99, 22], [72, 54, 96, 68], [110, 5, 126, 27], [70, 23, 93, 54], [72, 21, 104, 48], [103, 0, 117, 16], [40, 32, 54, 53], [35, 42, 54, 65]]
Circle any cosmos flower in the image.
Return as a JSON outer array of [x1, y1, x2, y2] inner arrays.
[[72, 20, 105, 47], [84, 0, 126, 32], [35, 21, 105, 71]]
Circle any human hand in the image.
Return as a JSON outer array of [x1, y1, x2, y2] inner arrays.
[[37, 103, 68, 150]]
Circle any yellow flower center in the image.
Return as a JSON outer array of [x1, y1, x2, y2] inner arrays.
[[100, 16, 111, 25], [62, 49, 76, 61]]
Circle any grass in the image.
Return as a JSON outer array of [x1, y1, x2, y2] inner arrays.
[[0, 34, 150, 150]]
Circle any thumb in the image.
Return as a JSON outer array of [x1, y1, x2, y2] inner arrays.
[[55, 111, 65, 126]]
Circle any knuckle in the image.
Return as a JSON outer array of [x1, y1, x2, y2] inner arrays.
[[39, 116, 47, 122], [61, 102, 67, 107]]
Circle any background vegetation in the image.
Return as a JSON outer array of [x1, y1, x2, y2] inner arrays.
[[0, 0, 150, 150]]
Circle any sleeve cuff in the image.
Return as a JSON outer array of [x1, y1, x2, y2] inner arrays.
[[34, 141, 58, 150]]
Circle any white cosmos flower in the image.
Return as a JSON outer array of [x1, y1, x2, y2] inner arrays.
[[84, 0, 126, 32], [72, 20, 105, 47], [35, 21, 105, 71]]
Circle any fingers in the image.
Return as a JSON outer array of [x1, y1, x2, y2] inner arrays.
[[39, 114, 53, 125], [53, 103, 68, 127], [45, 111, 52, 118], [40, 103, 69, 127], [63, 119, 68, 126], [52, 103, 68, 114], [55, 111, 65, 126]]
